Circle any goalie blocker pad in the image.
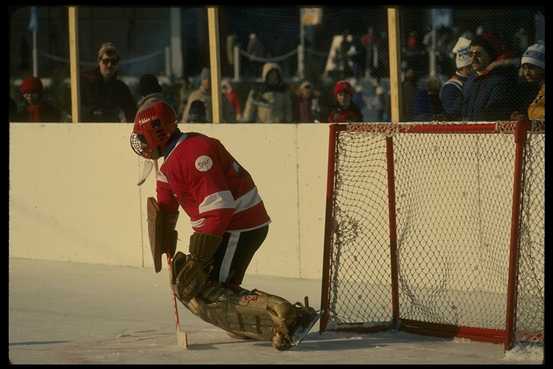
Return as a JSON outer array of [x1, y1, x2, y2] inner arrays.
[[147, 197, 178, 273]]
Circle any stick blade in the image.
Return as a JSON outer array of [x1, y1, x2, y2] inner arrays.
[[177, 328, 189, 349]]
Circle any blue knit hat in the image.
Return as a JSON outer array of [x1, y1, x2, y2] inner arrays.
[[521, 43, 545, 70]]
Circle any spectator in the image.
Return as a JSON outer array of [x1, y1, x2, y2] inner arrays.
[[80, 42, 136, 122], [439, 37, 474, 120], [401, 68, 418, 121], [242, 63, 293, 123], [292, 80, 320, 123], [414, 77, 444, 121], [510, 43, 545, 121], [14, 76, 62, 122], [177, 76, 195, 122], [462, 34, 521, 121], [328, 80, 363, 123], [137, 74, 166, 110], [221, 79, 242, 122], [181, 68, 211, 123], [187, 100, 208, 123]]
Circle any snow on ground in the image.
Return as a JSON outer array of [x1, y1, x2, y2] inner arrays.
[[9, 258, 544, 364]]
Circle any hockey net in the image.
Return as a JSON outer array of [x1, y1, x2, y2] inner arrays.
[[320, 121, 544, 351]]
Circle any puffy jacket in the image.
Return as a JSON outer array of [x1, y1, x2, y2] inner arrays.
[[242, 63, 293, 123]]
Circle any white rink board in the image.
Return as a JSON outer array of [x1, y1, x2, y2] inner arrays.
[[9, 123, 328, 279]]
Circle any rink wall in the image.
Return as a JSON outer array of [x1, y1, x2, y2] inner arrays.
[[9, 123, 329, 280]]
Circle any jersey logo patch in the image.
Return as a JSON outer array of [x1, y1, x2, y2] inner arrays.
[[195, 155, 213, 172]]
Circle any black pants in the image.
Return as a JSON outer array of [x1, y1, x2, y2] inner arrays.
[[209, 225, 269, 288]]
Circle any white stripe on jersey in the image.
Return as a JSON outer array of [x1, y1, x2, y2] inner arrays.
[[443, 78, 464, 93], [219, 231, 240, 283], [157, 171, 169, 183], [234, 187, 262, 214], [190, 218, 206, 229], [198, 190, 236, 214]]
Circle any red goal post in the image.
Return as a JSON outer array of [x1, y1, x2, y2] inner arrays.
[[320, 120, 544, 351]]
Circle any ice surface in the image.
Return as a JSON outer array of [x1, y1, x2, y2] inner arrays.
[[9, 258, 543, 364]]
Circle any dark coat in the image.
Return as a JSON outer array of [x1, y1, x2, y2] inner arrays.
[[439, 73, 469, 120], [328, 104, 363, 123], [14, 101, 62, 122], [462, 66, 520, 121], [80, 67, 136, 122]]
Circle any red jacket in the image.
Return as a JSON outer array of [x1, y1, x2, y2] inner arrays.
[[328, 105, 363, 123], [157, 132, 270, 236]]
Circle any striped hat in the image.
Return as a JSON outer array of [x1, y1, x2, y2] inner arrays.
[[521, 43, 545, 69]]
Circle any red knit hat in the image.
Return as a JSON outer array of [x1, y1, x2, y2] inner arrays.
[[334, 80, 353, 96], [20, 77, 43, 94]]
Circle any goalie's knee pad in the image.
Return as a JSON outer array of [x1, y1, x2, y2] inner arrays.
[[172, 252, 210, 302]]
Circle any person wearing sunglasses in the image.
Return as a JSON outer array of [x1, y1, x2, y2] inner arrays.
[[80, 42, 136, 122], [461, 34, 525, 121]]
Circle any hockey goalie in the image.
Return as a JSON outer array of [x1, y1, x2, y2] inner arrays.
[[130, 99, 317, 350]]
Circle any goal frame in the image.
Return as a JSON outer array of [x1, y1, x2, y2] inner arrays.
[[319, 120, 543, 351]]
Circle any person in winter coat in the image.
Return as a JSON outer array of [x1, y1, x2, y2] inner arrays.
[[80, 42, 136, 122], [137, 74, 169, 111], [221, 79, 242, 122], [242, 63, 293, 123], [328, 80, 363, 123], [15, 76, 62, 122], [439, 37, 474, 120], [510, 43, 545, 121], [292, 80, 320, 123], [181, 68, 211, 123], [181, 68, 235, 123], [462, 35, 522, 121]]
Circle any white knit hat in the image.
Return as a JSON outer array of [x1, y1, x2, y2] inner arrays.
[[452, 37, 472, 69], [521, 43, 545, 69]]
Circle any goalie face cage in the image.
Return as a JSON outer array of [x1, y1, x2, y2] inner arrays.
[[320, 121, 544, 351]]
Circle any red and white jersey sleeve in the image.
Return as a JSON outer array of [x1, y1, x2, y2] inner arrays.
[[156, 133, 270, 236]]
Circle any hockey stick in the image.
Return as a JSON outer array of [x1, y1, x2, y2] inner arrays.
[[167, 256, 189, 349]]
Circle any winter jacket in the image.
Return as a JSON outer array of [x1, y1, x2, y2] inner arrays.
[[181, 87, 210, 123], [80, 67, 136, 122], [181, 86, 236, 123], [462, 65, 520, 121], [14, 100, 62, 122], [528, 84, 545, 121], [439, 73, 469, 120], [328, 104, 363, 123], [242, 63, 293, 123]]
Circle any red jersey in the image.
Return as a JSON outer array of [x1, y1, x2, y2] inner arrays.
[[156, 132, 271, 236]]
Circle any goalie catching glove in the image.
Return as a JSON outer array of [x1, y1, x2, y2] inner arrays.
[[172, 232, 222, 302]]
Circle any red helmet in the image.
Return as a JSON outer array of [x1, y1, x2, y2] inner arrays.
[[130, 100, 177, 159], [334, 80, 353, 96]]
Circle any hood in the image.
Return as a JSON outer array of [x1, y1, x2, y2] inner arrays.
[[262, 63, 282, 82]]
